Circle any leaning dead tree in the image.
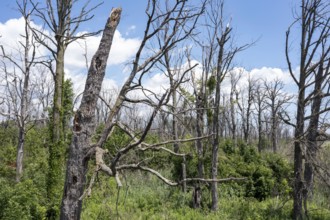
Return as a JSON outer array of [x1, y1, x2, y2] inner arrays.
[[61, 1, 247, 218], [61, 1, 206, 218], [60, 8, 122, 219]]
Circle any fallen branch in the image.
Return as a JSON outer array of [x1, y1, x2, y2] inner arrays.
[[117, 164, 246, 187], [138, 146, 187, 157], [179, 177, 247, 184]]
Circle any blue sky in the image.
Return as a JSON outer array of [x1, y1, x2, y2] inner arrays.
[[0, 0, 296, 70], [0, 0, 301, 122], [0, 0, 301, 98]]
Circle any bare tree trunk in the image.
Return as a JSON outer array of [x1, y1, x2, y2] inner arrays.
[[60, 8, 121, 220], [293, 107, 304, 220], [194, 101, 204, 208], [16, 31, 30, 182], [292, 38, 307, 220], [171, 88, 179, 153], [229, 85, 236, 143], [12, 1, 34, 183], [271, 109, 277, 153], [187, 52, 205, 208], [211, 25, 231, 211], [229, 71, 242, 147], [303, 63, 324, 216], [182, 157, 187, 193], [287, 1, 330, 217], [16, 129, 25, 182], [243, 77, 254, 143], [257, 110, 263, 152], [255, 85, 265, 153]]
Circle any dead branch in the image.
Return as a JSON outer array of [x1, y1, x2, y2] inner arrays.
[[117, 164, 246, 187], [116, 121, 212, 156]]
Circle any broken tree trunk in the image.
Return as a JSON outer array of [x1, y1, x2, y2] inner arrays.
[[60, 8, 121, 220]]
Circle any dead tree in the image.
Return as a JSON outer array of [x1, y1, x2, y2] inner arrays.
[[303, 51, 330, 216], [186, 50, 207, 207], [0, 0, 37, 182], [159, 46, 190, 193], [188, 0, 250, 210], [286, 0, 330, 218], [60, 1, 206, 218], [60, 8, 122, 219], [253, 83, 267, 152], [229, 70, 242, 145], [264, 78, 291, 153], [237, 72, 256, 143]]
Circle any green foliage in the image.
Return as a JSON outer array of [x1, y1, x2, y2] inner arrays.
[[0, 125, 48, 219], [61, 79, 74, 140], [219, 140, 292, 201], [95, 124, 130, 155], [45, 79, 74, 219], [179, 86, 195, 103], [207, 75, 216, 93], [0, 122, 329, 220], [0, 179, 47, 220], [0, 122, 18, 179], [80, 169, 330, 220]]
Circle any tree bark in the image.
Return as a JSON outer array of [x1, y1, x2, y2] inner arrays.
[[16, 129, 25, 182], [292, 18, 307, 219], [211, 26, 231, 211], [230, 88, 236, 143], [303, 63, 323, 216], [60, 8, 121, 220], [194, 97, 204, 208], [255, 87, 265, 153], [271, 106, 277, 153]]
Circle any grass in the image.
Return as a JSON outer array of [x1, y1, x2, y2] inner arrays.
[[80, 172, 330, 220]]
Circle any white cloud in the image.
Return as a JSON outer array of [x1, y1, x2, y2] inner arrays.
[[0, 17, 298, 117], [0, 17, 140, 81], [0, 16, 139, 109], [0, 17, 49, 58], [218, 66, 295, 96], [0, 17, 25, 48], [144, 72, 169, 94], [249, 67, 293, 84], [65, 30, 140, 70]]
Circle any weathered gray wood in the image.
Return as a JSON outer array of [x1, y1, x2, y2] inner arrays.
[[60, 8, 121, 220]]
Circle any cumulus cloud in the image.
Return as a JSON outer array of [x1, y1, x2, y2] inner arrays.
[[65, 30, 140, 70], [217, 66, 295, 96], [0, 16, 141, 109], [0, 17, 26, 48], [0, 18, 140, 71], [0, 17, 298, 114], [249, 67, 293, 84], [0, 17, 49, 58]]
